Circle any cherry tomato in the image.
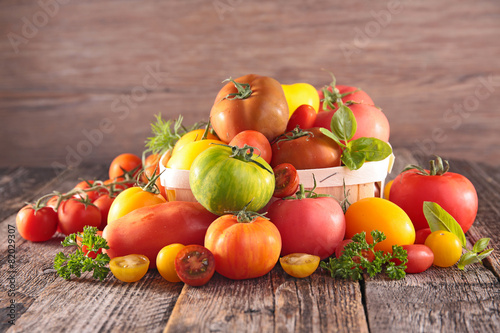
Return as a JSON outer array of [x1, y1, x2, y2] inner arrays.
[[286, 104, 317, 131], [76, 230, 103, 259], [425, 230, 463, 267], [344, 197, 415, 253], [142, 153, 167, 200], [58, 198, 102, 236], [229, 130, 272, 164], [273, 163, 299, 198], [16, 205, 58, 242], [175, 245, 215, 286], [108, 153, 142, 181], [109, 254, 150, 283], [280, 253, 320, 278], [93, 195, 115, 230], [156, 243, 186, 283], [107, 186, 166, 224], [415, 228, 432, 244], [73, 180, 102, 202], [335, 239, 375, 262], [401, 244, 434, 274]]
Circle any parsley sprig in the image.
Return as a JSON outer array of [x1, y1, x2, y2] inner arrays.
[[53, 226, 110, 281], [320, 230, 408, 280]]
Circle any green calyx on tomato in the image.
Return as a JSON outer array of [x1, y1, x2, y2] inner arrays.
[[272, 126, 313, 146], [220, 77, 253, 101], [319, 100, 392, 170], [138, 167, 163, 195], [219, 143, 273, 174], [227, 201, 269, 224], [283, 174, 331, 200], [321, 72, 361, 111], [402, 155, 449, 176]]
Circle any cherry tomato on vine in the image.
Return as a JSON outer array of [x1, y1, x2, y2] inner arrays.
[[286, 104, 317, 131], [156, 243, 186, 283], [425, 230, 463, 268], [57, 198, 102, 236], [73, 180, 102, 202], [108, 153, 142, 181], [229, 130, 272, 164], [142, 153, 167, 200], [175, 245, 215, 286], [272, 163, 299, 198], [280, 253, 320, 278], [110, 254, 150, 283], [93, 195, 115, 230], [16, 205, 58, 242]]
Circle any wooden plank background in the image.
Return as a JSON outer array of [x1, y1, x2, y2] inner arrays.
[[1, 0, 499, 170]]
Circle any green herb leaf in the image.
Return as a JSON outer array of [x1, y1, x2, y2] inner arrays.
[[348, 137, 392, 162], [422, 201, 467, 248], [457, 252, 480, 270], [472, 238, 491, 253], [330, 104, 357, 143], [341, 150, 366, 171]]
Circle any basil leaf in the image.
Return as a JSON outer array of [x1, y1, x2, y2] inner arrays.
[[341, 150, 366, 170], [348, 137, 392, 161], [330, 104, 357, 143], [457, 252, 479, 270], [319, 127, 343, 147], [423, 201, 467, 248], [473, 238, 491, 253], [477, 248, 494, 261]]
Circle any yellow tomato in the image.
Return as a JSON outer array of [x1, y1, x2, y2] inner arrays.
[[156, 243, 185, 283], [281, 83, 320, 118], [383, 180, 394, 200], [172, 129, 219, 155], [280, 253, 320, 278], [425, 230, 463, 267], [167, 139, 224, 170], [110, 254, 150, 282], [345, 197, 415, 253], [107, 186, 166, 224]]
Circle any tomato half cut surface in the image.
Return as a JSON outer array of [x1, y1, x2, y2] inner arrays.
[[279, 253, 320, 278], [175, 245, 215, 286], [109, 254, 150, 283], [273, 163, 300, 198]]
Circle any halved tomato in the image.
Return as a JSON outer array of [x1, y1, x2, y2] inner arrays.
[[175, 245, 215, 286], [273, 163, 299, 198], [109, 254, 150, 283], [280, 253, 320, 278]]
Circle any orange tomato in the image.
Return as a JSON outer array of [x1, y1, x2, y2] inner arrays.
[[425, 230, 463, 267], [280, 253, 320, 278], [107, 186, 166, 224], [109, 153, 142, 181]]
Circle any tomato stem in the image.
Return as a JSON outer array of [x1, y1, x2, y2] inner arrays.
[[220, 77, 253, 101], [402, 156, 450, 176]]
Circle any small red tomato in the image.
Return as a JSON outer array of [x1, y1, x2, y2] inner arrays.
[[58, 199, 102, 236], [415, 228, 432, 244], [72, 180, 101, 202], [76, 230, 104, 259], [108, 153, 142, 181], [175, 245, 215, 286], [401, 244, 434, 274], [286, 104, 317, 131], [93, 195, 115, 230], [16, 205, 58, 242], [273, 163, 300, 198], [229, 130, 272, 164]]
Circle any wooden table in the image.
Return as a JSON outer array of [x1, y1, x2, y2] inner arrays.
[[1, 148, 499, 333]]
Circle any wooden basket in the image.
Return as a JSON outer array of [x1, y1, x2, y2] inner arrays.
[[159, 152, 395, 204]]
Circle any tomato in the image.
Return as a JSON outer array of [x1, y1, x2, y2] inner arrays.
[[156, 243, 186, 283], [280, 253, 320, 278], [108, 153, 142, 181], [273, 163, 299, 198], [167, 139, 224, 170], [142, 153, 167, 200], [107, 186, 166, 224], [425, 230, 463, 267], [175, 245, 215, 286], [103, 178, 133, 194], [190, 145, 275, 215], [229, 130, 272, 164], [415, 228, 432, 244], [58, 198, 102, 236], [267, 194, 345, 260], [401, 244, 434, 274], [282, 83, 320, 117], [103, 201, 218, 269], [93, 195, 114, 230], [172, 129, 219, 155], [270, 127, 342, 170], [16, 205, 58, 242], [73, 180, 101, 202], [204, 212, 282, 280], [335, 239, 375, 262], [286, 104, 317, 131], [314, 103, 390, 142], [383, 179, 393, 200], [210, 74, 289, 143], [389, 160, 478, 233], [318, 84, 374, 112], [76, 230, 103, 259], [344, 197, 415, 253], [110, 254, 150, 283]]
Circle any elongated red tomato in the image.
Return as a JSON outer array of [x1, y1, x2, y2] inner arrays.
[[286, 104, 317, 131], [204, 213, 282, 280]]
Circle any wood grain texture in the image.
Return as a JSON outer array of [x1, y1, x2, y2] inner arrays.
[[0, 0, 499, 168]]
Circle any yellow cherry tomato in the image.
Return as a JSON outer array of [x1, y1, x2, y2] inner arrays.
[[279, 253, 320, 278], [156, 243, 186, 283], [107, 186, 166, 224], [172, 129, 219, 155], [384, 180, 394, 200], [345, 197, 415, 253], [281, 83, 320, 118], [425, 230, 463, 267], [167, 139, 224, 170], [110, 254, 150, 282]]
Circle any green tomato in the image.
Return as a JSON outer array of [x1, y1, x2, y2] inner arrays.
[[189, 145, 275, 215]]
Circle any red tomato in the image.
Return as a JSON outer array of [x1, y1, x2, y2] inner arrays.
[[286, 104, 317, 131], [210, 74, 289, 143], [318, 84, 374, 112], [57, 199, 102, 236], [93, 195, 115, 230], [16, 205, 58, 242], [415, 228, 432, 244], [389, 165, 478, 233], [270, 127, 342, 170], [76, 230, 104, 259], [314, 103, 390, 142], [72, 180, 102, 202], [204, 213, 282, 280], [108, 153, 142, 181], [175, 245, 215, 286], [229, 130, 272, 164], [335, 239, 375, 262], [267, 196, 345, 260], [273, 163, 300, 198], [142, 153, 168, 199], [401, 244, 434, 274]]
